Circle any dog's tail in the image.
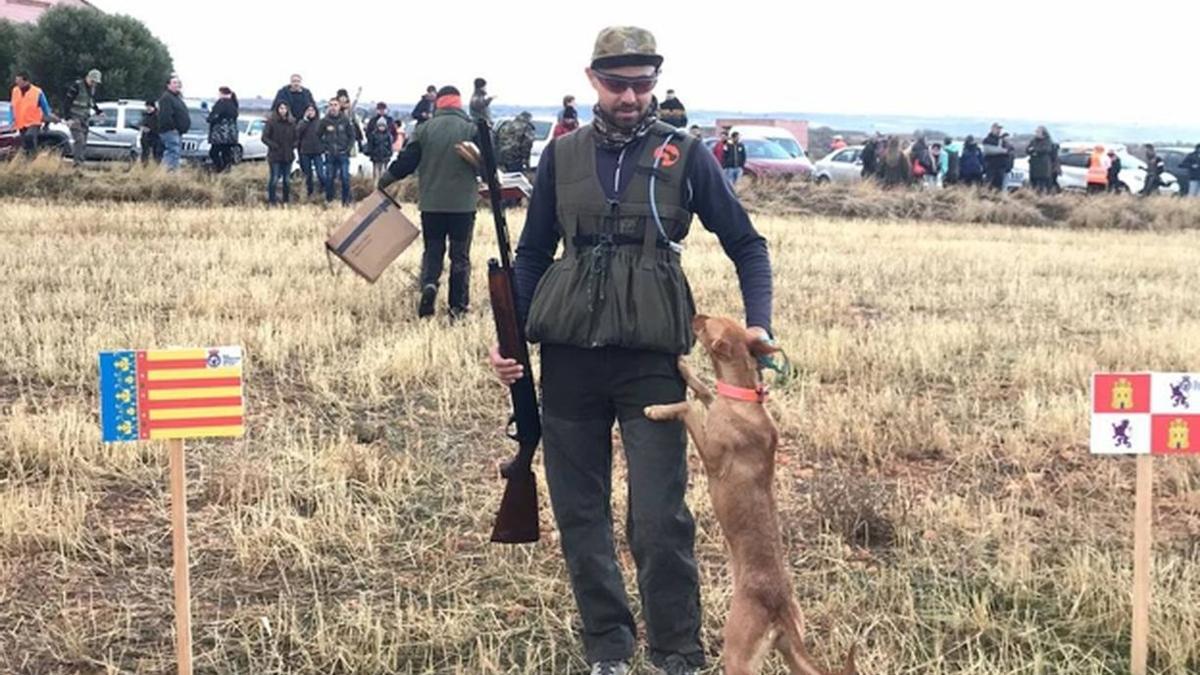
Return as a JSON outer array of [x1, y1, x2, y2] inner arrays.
[[776, 602, 857, 675]]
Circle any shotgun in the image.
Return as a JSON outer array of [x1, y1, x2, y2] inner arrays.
[[477, 119, 540, 544]]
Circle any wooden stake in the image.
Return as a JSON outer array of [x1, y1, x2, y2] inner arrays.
[[1131, 454, 1153, 675], [168, 438, 194, 675]]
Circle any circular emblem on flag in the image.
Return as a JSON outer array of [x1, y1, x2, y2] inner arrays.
[[654, 144, 680, 168], [207, 350, 222, 368]]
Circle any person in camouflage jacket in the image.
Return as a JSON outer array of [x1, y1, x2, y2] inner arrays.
[[497, 111, 537, 172]]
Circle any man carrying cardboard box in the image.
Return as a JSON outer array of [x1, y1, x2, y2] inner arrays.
[[379, 85, 481, 319]]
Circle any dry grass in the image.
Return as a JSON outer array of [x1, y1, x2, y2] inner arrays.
[[739, 180, 1200, 231], [0, 155, 418, 206], [0, 195, 1198, 674], [4, 159, 1199, 231]]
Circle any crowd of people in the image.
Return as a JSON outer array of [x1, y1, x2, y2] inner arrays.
[[841, 123, 1196, 197], [10, 66, 1200, 202]]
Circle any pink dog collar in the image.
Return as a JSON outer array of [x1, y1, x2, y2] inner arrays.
[[716, 381, 768, 403]]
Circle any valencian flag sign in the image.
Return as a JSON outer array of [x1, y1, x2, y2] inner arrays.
[[1091, 372, 1200, 455], [100, 347, 245, 442]]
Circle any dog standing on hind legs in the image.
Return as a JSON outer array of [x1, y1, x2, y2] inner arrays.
[[645, 315, 856, 675]]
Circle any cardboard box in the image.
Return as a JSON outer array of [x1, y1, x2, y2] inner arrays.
[[325, 189, 420, 283]]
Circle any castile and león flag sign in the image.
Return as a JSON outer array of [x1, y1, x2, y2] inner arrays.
[[1091, 372, 1199, 456], [1090, 371, 1199, 675]]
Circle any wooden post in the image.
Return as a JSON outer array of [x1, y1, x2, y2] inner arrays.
[[1131, 454, 1153, 675], [168, 438, 194, 675]]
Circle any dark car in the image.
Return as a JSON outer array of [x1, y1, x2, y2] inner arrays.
[[0, 102, 14, 157], [1158, 147, 1194, 196], [0, 100, 73, 159]]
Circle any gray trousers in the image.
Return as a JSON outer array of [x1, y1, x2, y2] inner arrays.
[[540, 344, 704, 669], [68, 120, 88, 166]]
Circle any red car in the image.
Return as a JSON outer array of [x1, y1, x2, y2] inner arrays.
[[704, 137, 813, 181], [0, 102, 18, 158]]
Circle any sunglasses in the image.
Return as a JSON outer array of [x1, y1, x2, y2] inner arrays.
[[594, 72, 658, 95]]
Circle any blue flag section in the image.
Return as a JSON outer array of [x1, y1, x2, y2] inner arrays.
[[99, 350, 140, 442]]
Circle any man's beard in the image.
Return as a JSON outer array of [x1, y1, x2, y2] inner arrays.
[[591, 98, 659, 150], [604, 103, 648, 129]]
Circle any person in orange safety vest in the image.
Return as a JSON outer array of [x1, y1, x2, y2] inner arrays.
[[1086, 145, 1111, 194], [9, 72, 59, 158]]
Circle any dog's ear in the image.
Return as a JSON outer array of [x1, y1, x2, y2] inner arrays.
[[748, 336, 780, 358]]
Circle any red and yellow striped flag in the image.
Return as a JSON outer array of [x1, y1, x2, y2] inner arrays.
[[100, 347, 245, 442]]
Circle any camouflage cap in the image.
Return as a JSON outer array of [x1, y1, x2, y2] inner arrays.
[[591, 26, 663, 70]]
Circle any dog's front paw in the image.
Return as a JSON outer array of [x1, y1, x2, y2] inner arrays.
[[644, 405, 673, 421]]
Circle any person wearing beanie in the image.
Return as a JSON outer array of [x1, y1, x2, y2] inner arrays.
[[379, 85, 481, 319], [139, 100, 163, 165], [367, 102, 398, 145], [658, 88, 687, 128], [552, 105, 579, 138], [336, 88, 364, 150], [470, 77, 494, 124], [485, 26, 774, 675]]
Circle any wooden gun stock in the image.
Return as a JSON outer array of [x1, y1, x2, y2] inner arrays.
[[480, 119, 542, 544]]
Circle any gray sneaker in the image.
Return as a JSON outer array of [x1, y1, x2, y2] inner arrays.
[[591, 661, 630, 675]]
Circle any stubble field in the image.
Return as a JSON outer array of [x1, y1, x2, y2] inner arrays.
[[1, 194, 1198, 674]]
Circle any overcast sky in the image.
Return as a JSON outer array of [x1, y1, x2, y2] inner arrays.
[[92, 0, 1197, 127]]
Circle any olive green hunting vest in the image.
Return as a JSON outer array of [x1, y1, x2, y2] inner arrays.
[[70, 80, 95, 123], [525, 123, 698, 354]]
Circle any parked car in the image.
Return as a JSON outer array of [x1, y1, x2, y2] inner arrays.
[[812, 145, 865, 184], [236, 116, 268, 161], [1013, 142, 1177, 194], [1157, 147, 1195, 196], [181, 101, 272, 165], [1, 100, 76, 159], [64, 100, 146, 161], [704, 137, 813, 181], [729, 124, 807, 161]]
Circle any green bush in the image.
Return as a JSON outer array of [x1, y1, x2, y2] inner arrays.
[[0, 20, 32, 84], [19, 6, 173, 110]]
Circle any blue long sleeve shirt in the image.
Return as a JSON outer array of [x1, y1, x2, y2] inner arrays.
[[513, 130, 773, 334], [7, 90, 52, 127]]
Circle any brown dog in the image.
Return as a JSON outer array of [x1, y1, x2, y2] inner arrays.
[[645, 315, 855, 675]]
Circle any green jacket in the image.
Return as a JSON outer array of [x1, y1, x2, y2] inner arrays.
[[385, 107, 479, 213]]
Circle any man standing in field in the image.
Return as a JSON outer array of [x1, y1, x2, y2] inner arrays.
[[62, 69, 103, 167], [156, 76, 190, 172], [981, 123, 1012, 191], [9, 72, 58, 158], [272, 74, 316, 122], [319, 100, 358, 206], [722, 130, 747, 185], [487, 26, 773, 675]]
